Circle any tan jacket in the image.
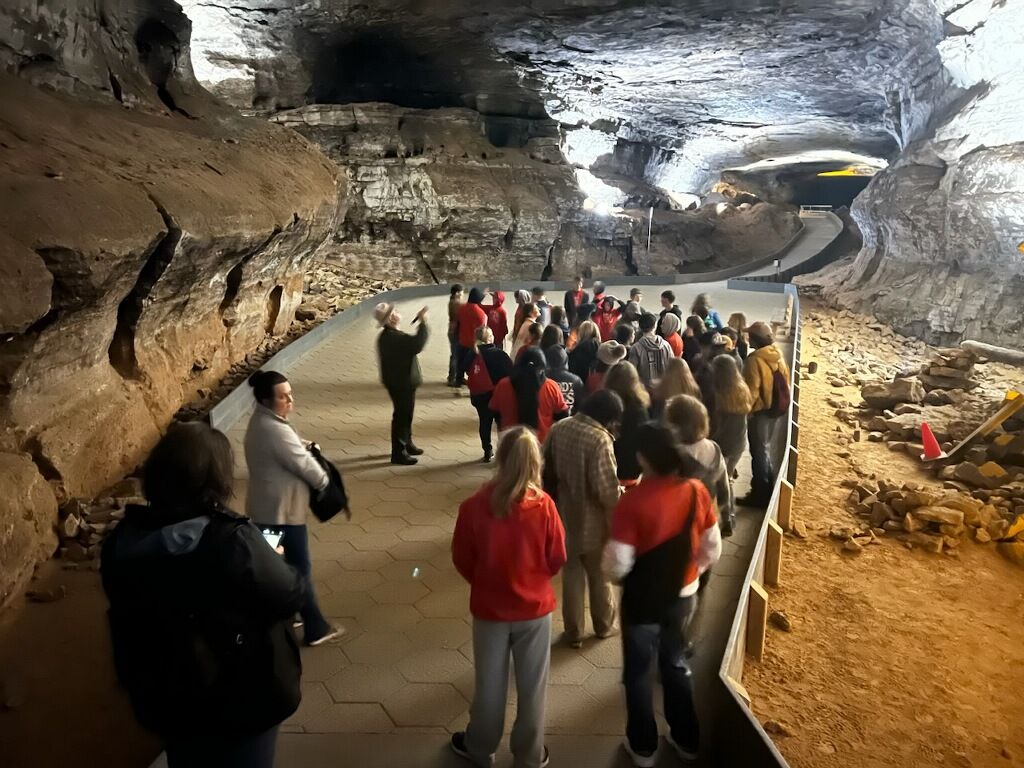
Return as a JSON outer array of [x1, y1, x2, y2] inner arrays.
[[743, 344, 790, 413], [244, 404, 328, 526], [544, 414, 620, 556]]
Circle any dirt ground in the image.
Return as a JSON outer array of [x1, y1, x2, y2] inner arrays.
[[745, 299, 1024, 768]]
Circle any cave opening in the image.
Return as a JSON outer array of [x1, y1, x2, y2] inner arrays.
[[310, 31, 466, 110], [789, 173, 873, 209], [135, 19, 190, 116]]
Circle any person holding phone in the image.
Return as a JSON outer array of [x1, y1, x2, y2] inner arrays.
[[245, 370, 344, 646], [102, 421, 306, 768], [376, 302, 430, 465]]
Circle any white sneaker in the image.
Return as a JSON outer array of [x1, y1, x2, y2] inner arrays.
[[308, 626, 346, 646], [622, 738, 657, 768], [666, 732, 699, 763]]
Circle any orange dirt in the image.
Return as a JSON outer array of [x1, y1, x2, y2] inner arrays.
[[744, 300, 1024, 768]]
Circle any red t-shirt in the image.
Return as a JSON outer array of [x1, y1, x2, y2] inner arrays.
[[489, 378, 567, 443], [452, 483, 567, 622], [457, 303, 488, 348], [595, 309, 621, 341], [610, 476, 716, 589], [666, 333, 683, 358]]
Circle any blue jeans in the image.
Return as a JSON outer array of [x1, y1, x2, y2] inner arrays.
[[747, 411, 778, 502], [622, 597, 699, 755], [279, 524, 331, 643], [167, 725, 278, 768]]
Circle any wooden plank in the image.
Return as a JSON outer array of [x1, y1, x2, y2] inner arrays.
[[765, 520, 783, 587], [791, 420, 800, 448], [727, 675, 752, 707], [786, 446, 799, 486], [777, 479, 794, 531], [746, 580, 769, 662]]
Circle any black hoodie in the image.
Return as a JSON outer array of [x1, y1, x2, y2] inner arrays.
[[101, 504, 306, 741], [545, 346, 585, 414]]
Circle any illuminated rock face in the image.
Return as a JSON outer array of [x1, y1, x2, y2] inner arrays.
[[180, 0, 943, 194], [820, 0, 1024, 347]]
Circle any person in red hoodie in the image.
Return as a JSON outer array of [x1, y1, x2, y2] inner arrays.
[[660, 312, 684, 358], [489, 348, 568, 443], [451, 426, 567, 768], [455, 287, 488, 386], [484, 290, 509, 349], [602, 423, 721, 768], [595, 295, 624, 341]]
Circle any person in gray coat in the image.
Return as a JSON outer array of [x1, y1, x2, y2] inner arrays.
[[245, 370, 344, 646]]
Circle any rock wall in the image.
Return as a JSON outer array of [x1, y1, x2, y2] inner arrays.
[[270, 103, 627, 281], [0, 0, 338, 606], [819, 0, 1024, 348]]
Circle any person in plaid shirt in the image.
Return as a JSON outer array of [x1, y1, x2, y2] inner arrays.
[[543, 390, 624, 649]]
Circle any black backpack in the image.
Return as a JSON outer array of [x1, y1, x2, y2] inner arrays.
[[103, 512, 302, 740]]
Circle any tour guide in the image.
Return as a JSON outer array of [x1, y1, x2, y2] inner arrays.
[[375, 302, 429, 465]]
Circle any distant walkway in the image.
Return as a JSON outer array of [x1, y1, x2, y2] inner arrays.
[[745, 211, 843, 278], [200, 282, 791, 768]]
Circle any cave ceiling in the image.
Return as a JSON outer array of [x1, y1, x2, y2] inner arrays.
[[181, 0, 946, 192]]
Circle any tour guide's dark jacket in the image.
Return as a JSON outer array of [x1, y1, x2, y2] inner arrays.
[[378, 321, 429, 393], [101, 503, 306, 740]]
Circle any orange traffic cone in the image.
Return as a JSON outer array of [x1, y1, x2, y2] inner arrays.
[[920, 421, 945, 461]]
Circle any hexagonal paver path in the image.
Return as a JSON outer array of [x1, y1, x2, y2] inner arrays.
[[218, 284, 789, 767]]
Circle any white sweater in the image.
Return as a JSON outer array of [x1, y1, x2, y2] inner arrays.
[[244, 404, 328, 526]]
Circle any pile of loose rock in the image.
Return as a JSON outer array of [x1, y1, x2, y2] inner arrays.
[[56, 479, 145, 569], [841, 478, 1024, 559], [917, 347, 979, 392]]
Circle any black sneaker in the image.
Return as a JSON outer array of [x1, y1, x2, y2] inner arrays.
[[736, 493, 768, 509], [450, 732, 471, 761], [482, 449, 493, 463], [391, 453, 418, 466], [406, 444, 424, 456]]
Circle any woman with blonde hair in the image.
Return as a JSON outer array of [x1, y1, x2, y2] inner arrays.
[[567, 319, 601, 380], [653, 357, 701, 418], [665, 394, 735, 536], [710, 355, 752, 478], [452, 427, 567, 768], [603, 361, 652, 485], [727, 312, 748, 360]]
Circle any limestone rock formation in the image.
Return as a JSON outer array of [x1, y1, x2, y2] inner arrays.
[[818, 0, 1024, 349], [0, 453, 58, 609], [270, 103, 598, 281], [0, 0, 338, 597]]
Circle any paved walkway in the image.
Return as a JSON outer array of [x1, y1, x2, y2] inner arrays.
[[744, 211, 843, 278], [203, 283, 789, 767]]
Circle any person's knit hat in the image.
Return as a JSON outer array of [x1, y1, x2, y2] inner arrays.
[[660, 312, 682, 336], [592, 280, 606, 298], [468, 287, 485, 304], [373, 302, 395, 327], [515, 289, 531, 304], [597, 340, 628, 366]]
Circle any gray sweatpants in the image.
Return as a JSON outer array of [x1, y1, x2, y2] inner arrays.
[[465, 614, 552, 768]]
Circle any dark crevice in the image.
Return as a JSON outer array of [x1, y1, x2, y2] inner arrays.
[[265, 285, 285, 334], [108, 70, 123, 103], [135, 18, 193, 117], [109, 196, 181, 379], [26, 436, 63, 483], [219, 226, 283, 321]]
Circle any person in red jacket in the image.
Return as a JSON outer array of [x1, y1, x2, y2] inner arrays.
[[484, 290, 509, 349], [595, 295, 624, 341], [451, 426, 567, 768], [455, 287, 488, 386], [660, 312, 684, 358], [489, 348, 568, 443], [602, 423, 721, 767]]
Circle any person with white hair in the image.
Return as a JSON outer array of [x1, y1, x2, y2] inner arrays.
[[375, 302, 429, 466]]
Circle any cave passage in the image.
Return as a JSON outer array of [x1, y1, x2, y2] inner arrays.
[[790, 174, 873, 209]]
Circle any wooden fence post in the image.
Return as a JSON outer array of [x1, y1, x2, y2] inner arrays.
[[746, 581, 769, 661], [765, 520, 783, 587], [777, 479, 794, 531]]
